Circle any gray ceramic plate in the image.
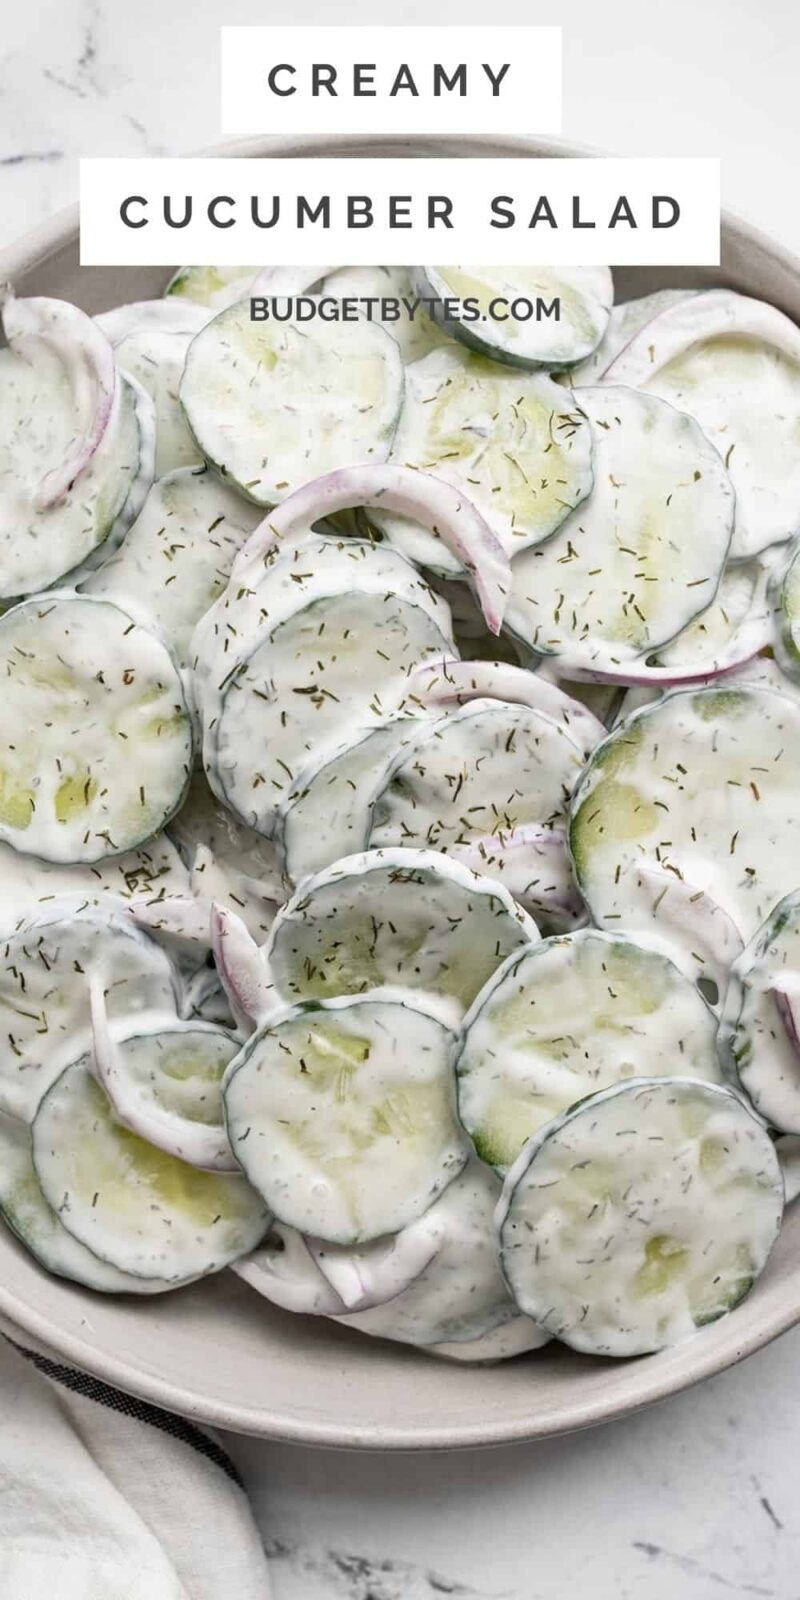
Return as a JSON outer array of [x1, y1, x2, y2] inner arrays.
[[1, 135, 799, 1448]]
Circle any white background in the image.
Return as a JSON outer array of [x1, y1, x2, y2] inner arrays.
[[2, 3, 800, 1596]]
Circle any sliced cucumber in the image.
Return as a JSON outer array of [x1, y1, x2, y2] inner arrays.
[[180, 301, 404, 505], [604, 290, 800, 560], [90, 991, 240, 1170], [775, 1135, 800, 1204], [457, 929, 722, 1173], [334, 1157, 523, 1346], [32, 1060, 267, 1281], [0, 831, 190, 937], [776, 539, 800, 683], [278, 718, 424, 887], [560, 289, 696, 387], [82, 466, 260, 666], [223, 992, 465, 1244], [265, 847, 536, 1017], [0, 1109, 174, 1293], [0, 595, 193, 863], [505, 386, 734, 671], [165, 265, 259, 311], [498, 1077, 783, 1356], [654, 558, 770, 673], [96, 298, 210, 345], [201, 538, 454, 835], [0, 894, 179, 1121], [371, 345, 593, 576], [415, 266, 613, 370], [410, 657, 606, 756], [0, 333, 152, 598], [116, 326, 202, 476], [570, 686, 800, 963], [719, 892, 800, 1132], [320, 265, 451, 363], [368, 700, 586, 875]]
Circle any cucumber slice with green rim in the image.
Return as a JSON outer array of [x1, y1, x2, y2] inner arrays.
[[505, 386, 734, 671], [497, 1077, 783, 1357], [371, 345, 593, 576], [333, 1158, 524, 1346], [718, 892, 800, 1133], [414, 266, 613, 370], [409, 656, 606, 756], [82, 466, 261, 666], [0, 1109, 172, 1293], [0, 831, 190, 936], [203, 540, 454, 835], [32, 1060, 268, 1280], [368, 698, 586, 867], [165, 265, 259, 311], [0, 893, 179, 1121], [775, 1135, 800, 1204], [457, 929, 722, 1174], [96, 298, 210, 345], [223, 992, 466, 1244], [90, 986, 240, 1170], [278, 718, 425, 887], [654, 558, 771, 674], [320, 265, 451, 363], [570, 686, 800, 965], [265, 847, 537, 1016], [560, 289, 696, 387], [776, 539, 800, 683], [116, 326, 202, 476], [180, 301, 404, 505], [604, 290, 800, 560], [0, 594, 193, 863], [0, 337, 153, 598]]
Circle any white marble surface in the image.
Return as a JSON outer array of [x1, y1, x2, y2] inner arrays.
[[4, 2, 800, 1595]]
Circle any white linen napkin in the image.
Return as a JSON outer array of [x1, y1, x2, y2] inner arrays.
[[0, 1319, 271, 1600]]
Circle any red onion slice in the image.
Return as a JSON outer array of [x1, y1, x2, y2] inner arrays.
[[232, 464, 511, 634], [307, 1212, 445, 1312], [772, 984, 800, 1059], [449, 823, 585, 927], [2, 288, 118, 510], [233, 1226, 346, 1315], [210, 903, 274, 1029]]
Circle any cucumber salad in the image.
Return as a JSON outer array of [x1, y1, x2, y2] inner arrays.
[[1, 260, 800, 1365]]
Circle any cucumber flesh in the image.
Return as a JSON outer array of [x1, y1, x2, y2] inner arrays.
[[570, 686, 800, 965], [498, 1077, 783, 1356], [96, 298, 210, 344], [0, 1110, 173, 1293], [506, 386, 734, 670], [457, 929, 722, 1173], [90, 983, 240, 1170], [320, 266, 451, 363], [278, 719, 424, 887], [83, 466, 261, 666], [116, 326, 202, 476], [719, 891, 800, 1132], [415, 266, 613, 370], [32, 1059, 268, 1280], [0, 831, 190, 937], [265, 847, 537, 1017], [180, 301, 404, 505], [604, 290, 800, 560], [368, 699, 586, 871], [165, 265, 259, 311], [0, 595, 193, 864], [334, 1157, 524, 1345], [371, 345, 593, 575], [409, 657, 606, 757], [560, 289, 696, 387], [223, 992, 466, 1244], [0, 894, 179, 1122]]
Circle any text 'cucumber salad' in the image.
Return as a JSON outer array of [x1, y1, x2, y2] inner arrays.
[[2, 259, 800, 1364]]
